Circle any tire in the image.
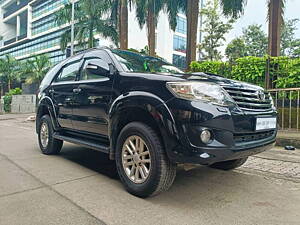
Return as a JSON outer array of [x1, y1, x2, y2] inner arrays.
[[209, 157, 248, 170], [38, 114, 63, 155], [115, 122, 176, 198]]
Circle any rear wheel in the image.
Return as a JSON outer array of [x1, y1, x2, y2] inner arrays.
[[209, 157, 248, 170], [115, 122, 176, 198], [38, 115, 63, 155]]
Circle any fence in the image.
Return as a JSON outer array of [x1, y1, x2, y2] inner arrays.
[[268, 88, 300, 131]]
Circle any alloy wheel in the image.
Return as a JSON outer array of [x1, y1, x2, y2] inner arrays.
[[121, 135, 151, 184], [40, 122, 49, 148]]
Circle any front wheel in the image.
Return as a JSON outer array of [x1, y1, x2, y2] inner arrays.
[[115, 122, 176, 198], [38, 115, 63, 155], [209, 157, 248, 170]]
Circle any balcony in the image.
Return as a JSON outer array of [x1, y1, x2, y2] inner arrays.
[[3, 0, 30, 18]]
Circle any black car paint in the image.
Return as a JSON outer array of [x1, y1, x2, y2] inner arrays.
[[36, 48, 277, 165]]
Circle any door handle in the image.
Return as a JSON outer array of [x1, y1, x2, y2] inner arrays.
[[73, 88, 82, 94]]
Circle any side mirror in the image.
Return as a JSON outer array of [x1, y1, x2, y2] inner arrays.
[[86, 59, 110, 76]]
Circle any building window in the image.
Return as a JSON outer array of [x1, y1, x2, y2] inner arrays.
[[172, 54, 186, 69], [173, 35, 186, 53], [175, 16, 187, 34]]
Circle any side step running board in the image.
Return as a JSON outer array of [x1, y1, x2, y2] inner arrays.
[[53, 133, 110, 154]]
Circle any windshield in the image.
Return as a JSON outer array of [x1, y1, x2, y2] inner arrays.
[[111, 49, 184, 74]]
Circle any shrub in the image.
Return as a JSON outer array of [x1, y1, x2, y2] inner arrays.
[[190, 56, 300, 89], [190, 61, 231, 77], [3, 88, 22, 112], [231, 56, 266, 87]]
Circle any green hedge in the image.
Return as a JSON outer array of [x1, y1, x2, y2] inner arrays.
[[190, 56, 300, 88], [3, 88, 22, 112]]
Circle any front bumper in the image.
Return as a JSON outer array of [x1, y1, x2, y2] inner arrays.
[[164, 98, 277, 165], [169, 139, 275, 165]]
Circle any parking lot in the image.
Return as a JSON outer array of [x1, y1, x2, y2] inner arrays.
[[0, 114, 300, 225]]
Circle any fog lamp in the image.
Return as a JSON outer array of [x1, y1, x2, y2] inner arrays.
[[200, 129, 212, 144]]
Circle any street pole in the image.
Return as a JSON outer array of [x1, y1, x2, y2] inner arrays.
[[70, 0, 75, 56], [198, 0, 204, 61]]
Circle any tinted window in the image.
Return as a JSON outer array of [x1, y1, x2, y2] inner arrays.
[[81, 58, 108, 81], [56, 60, 81, 82], [112, 49, 183, 74]]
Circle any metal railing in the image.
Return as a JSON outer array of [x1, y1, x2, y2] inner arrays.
[[268, 88, 300, 130]]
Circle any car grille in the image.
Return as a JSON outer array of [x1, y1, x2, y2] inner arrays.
[[222, 86, 273, 112], [234, 130, 275, 143]]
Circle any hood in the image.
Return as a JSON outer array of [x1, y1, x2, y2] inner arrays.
[[124, 71, 264, 91], [182, 72, 264, 91]]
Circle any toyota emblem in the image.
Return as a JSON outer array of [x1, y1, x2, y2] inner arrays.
[[257, 90, 265, 101]]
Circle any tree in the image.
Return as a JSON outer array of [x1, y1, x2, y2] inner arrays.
[[134, 0, 165, 56], [55, 0, 118, 52], [110, 0, 133, 50], [23, 55, 52, 85], [243, 24, 268, 57], [200, 0, 234, 61], [164, 0, 253, 66], [226, 19, 299, 60], [119, 0, 129, 49], [162, 0, 198, 70], [225, 38, 247, 61], [186, 0, 199, 69], [225, 25, 268, 60], [281, 19, 300, 56], [0, 55, 20, 91], [220, 0, 286, 57]]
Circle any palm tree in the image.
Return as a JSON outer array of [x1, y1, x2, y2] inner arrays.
[[23, 55, 52, 85], [55, 0, 118, 52], [163, 0, 198, 70], [0, 55, 20, 91], [110, 0, 133, 50], [134, 0, 165, 56], [221, 0, 286, 57]]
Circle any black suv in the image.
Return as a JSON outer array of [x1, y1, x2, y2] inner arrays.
[[36, 48, 277, 197]]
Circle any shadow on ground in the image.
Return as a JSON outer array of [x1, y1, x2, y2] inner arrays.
[[59, 144, 119, 179]]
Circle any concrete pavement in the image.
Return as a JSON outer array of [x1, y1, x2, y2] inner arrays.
[[0, 114, 300, 225]]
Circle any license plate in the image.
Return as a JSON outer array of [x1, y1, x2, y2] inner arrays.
[[256, 117, 277, 131]]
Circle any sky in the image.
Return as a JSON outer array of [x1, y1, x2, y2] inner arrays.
[[222, 0, 300, 47]]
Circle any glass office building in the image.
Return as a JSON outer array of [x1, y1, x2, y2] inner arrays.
[[0, 0, 69, 64], [172, 15, 188, 69]]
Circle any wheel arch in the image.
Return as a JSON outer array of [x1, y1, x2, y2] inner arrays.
[[36, 97, 59, 133], [109, 92, 179, 160]]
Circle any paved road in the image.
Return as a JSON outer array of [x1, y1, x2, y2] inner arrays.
[[0, 114, 300, 225]]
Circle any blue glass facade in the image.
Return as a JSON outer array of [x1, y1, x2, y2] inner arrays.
[[32, 14, 57, 36], [175, 16, 187, 34], [172, 54, 186, 69], [0, 0, 68, 64], [32, 0, 67, 19], [173, 16, 187, 68], [173, 35, 186, 53]]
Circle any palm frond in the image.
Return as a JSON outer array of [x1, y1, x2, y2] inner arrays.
[[220, 0, 247, 19]]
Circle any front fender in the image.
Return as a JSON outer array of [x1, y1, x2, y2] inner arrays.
[[108, 91, 180, 160], [36, 96, 60, 132]]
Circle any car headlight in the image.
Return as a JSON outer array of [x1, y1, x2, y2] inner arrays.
[[166, 82, 234, 106]]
